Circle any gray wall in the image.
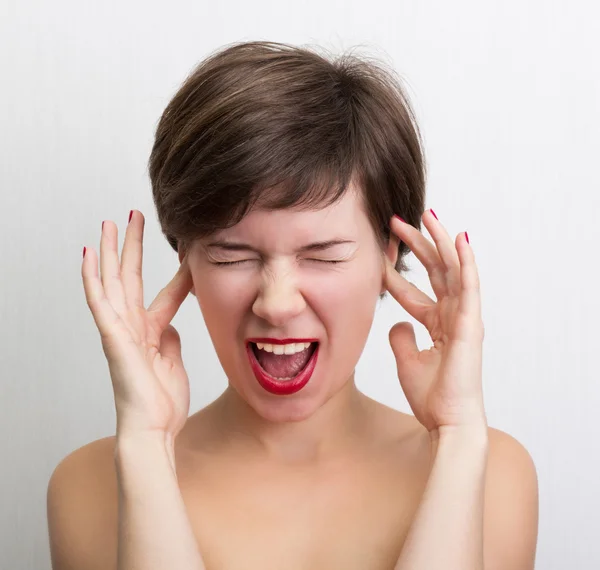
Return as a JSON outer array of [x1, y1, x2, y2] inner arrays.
[[1, 0, 599, 568]]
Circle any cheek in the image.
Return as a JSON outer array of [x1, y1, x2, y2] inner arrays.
[[194, 271, 253, 319], [303, 268, 380, 377], [304, 264, 381, 323]]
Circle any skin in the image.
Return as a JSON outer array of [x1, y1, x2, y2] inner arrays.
[[47, 185, 539, 569], [179, 185, 402, 461]]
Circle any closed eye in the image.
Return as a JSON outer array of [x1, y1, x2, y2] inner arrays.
[[210, 258, 346, 267], [211, 260, 252, 266]]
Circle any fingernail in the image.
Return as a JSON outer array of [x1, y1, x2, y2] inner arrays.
[[129, 210, 133, 223], [465, 231, 470, 244], [430, 209, 438, 220], [82, 246, 86, 258], [394, 214, 406, 223]]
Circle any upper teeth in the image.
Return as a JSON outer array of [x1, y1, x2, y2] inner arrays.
[[255, 342, 312, 355]]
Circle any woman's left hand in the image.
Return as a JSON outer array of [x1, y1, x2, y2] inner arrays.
[[384, 210, 486, 436]]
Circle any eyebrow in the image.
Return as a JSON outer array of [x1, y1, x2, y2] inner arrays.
[[205, 239, 356, 253]]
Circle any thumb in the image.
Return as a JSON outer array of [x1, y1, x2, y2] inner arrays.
[[159, 325, 184, 366], [388, 321, 419, 375]]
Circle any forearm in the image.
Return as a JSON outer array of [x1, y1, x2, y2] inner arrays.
[[394, 427, 489, 570], [114, 433, 206, 570]]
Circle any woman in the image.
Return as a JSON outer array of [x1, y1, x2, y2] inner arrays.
[[47, 41, 538, 569]]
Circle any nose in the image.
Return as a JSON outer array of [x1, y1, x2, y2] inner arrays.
[[252, 265, 306, 326]]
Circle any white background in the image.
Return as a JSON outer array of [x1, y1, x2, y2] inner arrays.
[[1, 1, 599, 568]]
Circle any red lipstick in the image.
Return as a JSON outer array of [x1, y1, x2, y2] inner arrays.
[[245, 339, 319, 396], [247, 338, 318, 344]]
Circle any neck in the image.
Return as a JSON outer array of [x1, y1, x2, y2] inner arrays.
[[208, 375, 373, 465]]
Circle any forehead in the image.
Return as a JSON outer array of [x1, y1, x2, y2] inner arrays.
[[216, 187, 368, 244]]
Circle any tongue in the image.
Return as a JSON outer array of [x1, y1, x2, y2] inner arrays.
[[256, 345, 314, 378]]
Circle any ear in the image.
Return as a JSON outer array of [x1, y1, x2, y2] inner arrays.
[[178, 248, 196, 297], [380, 233, 400, 295]]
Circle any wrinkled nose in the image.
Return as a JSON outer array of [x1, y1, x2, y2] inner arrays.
[[252, 271, 306, 327]]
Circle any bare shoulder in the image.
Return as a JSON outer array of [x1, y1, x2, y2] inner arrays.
[[483, 427, 539, 570], [47, 436, 118, 570], [485, 426, 538, 498]]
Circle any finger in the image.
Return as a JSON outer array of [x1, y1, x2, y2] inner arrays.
[[390, 214, 448, 300], [456, 232, 484, 339], [388, 322, 427, 400], [384, 257, 436, 326], [82, 246, 132, 345], [420, 210, 461, 297], [389, 321, 420, 369], [159, 324, 184, 365], [120, 210, 145, 310], [147, 255, 194, 333], [99, 220, 128, 318]]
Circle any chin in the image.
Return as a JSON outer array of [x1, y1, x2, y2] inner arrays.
[[237, 371, 352, 424]]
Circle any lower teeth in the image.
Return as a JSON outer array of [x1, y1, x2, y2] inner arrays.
[[255, 344, 315, 381]]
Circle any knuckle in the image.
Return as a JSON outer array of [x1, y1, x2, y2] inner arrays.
[[129, 265, 142, 278], [478, 320, 485, 340]]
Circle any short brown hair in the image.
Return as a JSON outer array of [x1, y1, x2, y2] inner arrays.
[[148, 40, 426, 274]]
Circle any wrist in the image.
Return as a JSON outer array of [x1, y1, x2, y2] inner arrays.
[[115, 431, 177, 468], [116, 428, 171, 445], [431, 420, 488, 439], [429, 424, 489, 454]]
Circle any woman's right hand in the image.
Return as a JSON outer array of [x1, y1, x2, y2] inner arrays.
[[81, 210, 195, 442]]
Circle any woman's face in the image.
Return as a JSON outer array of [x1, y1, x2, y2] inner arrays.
[[183, 188, 397, 422]]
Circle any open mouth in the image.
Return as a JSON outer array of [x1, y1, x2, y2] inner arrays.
[[249, 341, 318, 379], [246, 341, 320, 395]]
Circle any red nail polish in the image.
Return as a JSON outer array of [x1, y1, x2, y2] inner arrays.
[[430, 209, 438, 220], [83, 246, 87, 258], [394, 214, 406, 223], [129, 210, 133, 223], [465, 231, 470, 244]]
